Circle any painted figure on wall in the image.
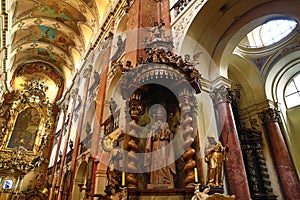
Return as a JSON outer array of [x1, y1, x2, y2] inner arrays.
[[205, 135, 228, 187], [7, 107, 41, 151], [144, 104, 176, 186]]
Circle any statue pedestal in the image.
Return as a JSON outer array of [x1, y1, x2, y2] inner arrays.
[[147, 184, 174, 189], [206, 186, 224, 195], [128, 188, 194, 200]]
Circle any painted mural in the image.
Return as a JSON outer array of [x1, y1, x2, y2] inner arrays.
[[14, 49, 66, 72], [7, 107, 41, 151], [15, 62, 64, 87], [36, 25, 75, 54], [32, 1, 87, 35], [13, 26, 75, 55]]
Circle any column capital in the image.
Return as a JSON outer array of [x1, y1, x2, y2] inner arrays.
[[259, 108, 280, 123], [210, 85, 231, 105]]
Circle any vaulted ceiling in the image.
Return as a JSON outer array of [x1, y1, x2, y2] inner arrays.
[[1, 0, 111, 102]]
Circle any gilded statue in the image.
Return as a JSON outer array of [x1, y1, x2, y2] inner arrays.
[[144, 105, 176, 186], [107, 141, 123, 188], [205, 136, 228, 187]]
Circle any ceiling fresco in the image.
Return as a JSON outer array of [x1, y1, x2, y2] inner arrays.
[[12, 25, 76, 55], [3, 0, 102, 102], [13, 49, 67, 72]]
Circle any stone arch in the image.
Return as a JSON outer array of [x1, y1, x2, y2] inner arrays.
[[264, 50, 300, 179], [228, 54, 266, 107], [215, 1, 300, 77], [61, 170, 71, 200], [183, 0, 300, 78], [105, 72, 123, 121], [72, 161, 88, 200], [81, 101, 96, 155]]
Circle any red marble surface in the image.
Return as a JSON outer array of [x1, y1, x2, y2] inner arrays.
[[266, 121, 300, 200], [217, 102, 251, 200]]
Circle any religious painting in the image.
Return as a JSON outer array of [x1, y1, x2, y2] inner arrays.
[[7, 107, 41, 151]]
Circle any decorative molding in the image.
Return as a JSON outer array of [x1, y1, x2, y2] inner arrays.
[[211, 76, 232, 90], [239, 100, 277, 120], [171, 0, 208, 53]]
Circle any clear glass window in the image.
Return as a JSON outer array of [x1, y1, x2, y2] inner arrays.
[[240, 18, 297, 48], [3, 180, 13, 189], [285, 73, 300, 109]]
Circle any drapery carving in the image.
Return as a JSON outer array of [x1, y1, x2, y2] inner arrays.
[[144, 104, 176, 186]]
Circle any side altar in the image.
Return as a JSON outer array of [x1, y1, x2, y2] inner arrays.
[[100, 18, 236, 199]]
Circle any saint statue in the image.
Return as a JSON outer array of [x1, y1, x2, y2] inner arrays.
[[205, 136, 228, 187], [144, 105, 176, 186], [107, 141, 123, 188]]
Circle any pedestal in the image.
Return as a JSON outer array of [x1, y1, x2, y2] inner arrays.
[[147, 183, 174, 189]]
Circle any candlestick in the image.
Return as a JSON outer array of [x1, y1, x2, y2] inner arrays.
[[122, 171, 125, 186], [194, 168, 198, 183]]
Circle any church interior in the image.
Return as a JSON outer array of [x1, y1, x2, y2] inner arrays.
[[0, 0, 300, 199]]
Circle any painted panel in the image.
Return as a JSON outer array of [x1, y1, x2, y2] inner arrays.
[[7, 107, 41, 151]]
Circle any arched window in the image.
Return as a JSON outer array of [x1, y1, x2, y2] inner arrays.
[[285, 73, 300, 109], [240, 18, 297, 48]]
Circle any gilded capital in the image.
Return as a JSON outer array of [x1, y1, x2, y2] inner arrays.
[[210, 85, 231, 105], [259, 108, 279, 123]]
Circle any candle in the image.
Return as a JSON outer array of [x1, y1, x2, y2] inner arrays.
[[194, 168, 198, 183], [122, 171, 125, 186]]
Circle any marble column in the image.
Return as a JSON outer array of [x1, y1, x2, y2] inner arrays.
[[259, 108, 300, 200], [210, 85, 251, 200]]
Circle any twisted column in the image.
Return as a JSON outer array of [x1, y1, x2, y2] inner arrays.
[[179, 90, 197, 187], [124, 96, 142, 188], [210, 85, 251, 200], [126, 120, 139, 187], [259, 108, 300, 200]]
